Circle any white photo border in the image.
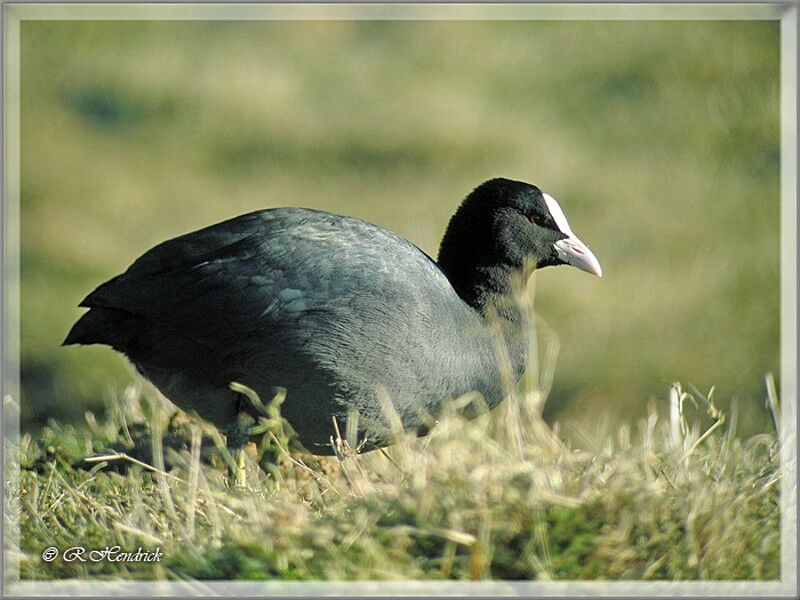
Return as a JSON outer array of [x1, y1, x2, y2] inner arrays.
[[2, 2, 796, 597]]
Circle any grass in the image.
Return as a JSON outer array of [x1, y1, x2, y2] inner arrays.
[[18, 20, 781, 437], [10, 377, 781, 582]]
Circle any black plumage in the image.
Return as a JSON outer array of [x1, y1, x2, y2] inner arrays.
[[64, 178, 601, 454]]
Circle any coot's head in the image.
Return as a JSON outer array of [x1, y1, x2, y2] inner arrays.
[[438, 178, 602, 310]]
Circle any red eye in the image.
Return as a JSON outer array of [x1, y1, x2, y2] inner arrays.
[[529, 215, 538, 224]]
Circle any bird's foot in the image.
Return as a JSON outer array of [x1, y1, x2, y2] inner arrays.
[[227, 412, 256, 488], [233, 446, 247, 487]]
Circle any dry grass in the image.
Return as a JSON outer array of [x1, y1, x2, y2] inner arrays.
[[11, 376, 781, 581]]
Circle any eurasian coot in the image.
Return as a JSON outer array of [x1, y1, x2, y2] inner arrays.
[[64, 178, 601, 455]]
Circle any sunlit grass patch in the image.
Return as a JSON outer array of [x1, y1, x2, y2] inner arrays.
[[13, 372, 780, 581]]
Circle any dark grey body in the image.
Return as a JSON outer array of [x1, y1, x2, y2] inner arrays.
[[66, 208, 515, 454]]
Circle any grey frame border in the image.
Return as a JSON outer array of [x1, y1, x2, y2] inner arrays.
[[2, 2, 796, 597]]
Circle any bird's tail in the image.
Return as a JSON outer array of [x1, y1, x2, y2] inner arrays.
[[62, 307, 139, 349]]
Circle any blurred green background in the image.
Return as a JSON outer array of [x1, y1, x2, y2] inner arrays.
[[19, 20, 780, 440]]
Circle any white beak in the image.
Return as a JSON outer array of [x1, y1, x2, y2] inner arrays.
[[554, 236, 603, 277], [542, 192, 603, 277]]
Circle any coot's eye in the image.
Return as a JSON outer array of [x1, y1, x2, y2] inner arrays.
[[529, 215, 538, 225]]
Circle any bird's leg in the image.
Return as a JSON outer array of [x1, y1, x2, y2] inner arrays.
[[227, 412, 255, 487]]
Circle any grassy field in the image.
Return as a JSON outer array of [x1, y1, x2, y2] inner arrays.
[[18, 20, 780, 438], [11, 18, 783, 583], [11, 376, 781, 581]]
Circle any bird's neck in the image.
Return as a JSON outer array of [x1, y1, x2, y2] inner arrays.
[[440, 262, 531, 375], [462, 266, 519, 317], [437, 217, 531, 375], [437, 206, 527, 324], [440, 262, 524, 321]]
